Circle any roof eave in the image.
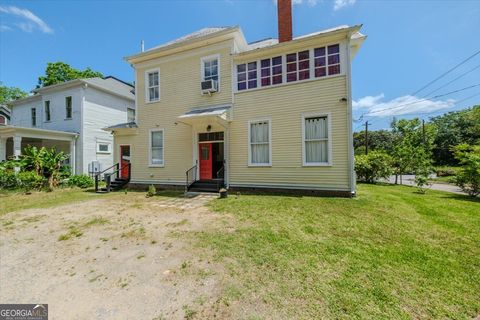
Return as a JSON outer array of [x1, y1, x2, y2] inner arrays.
[[235, 25, 362, 58], [125, 26, 241, 64]]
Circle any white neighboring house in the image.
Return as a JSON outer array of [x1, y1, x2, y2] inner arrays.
[[0, 105, 10, 125], [0, 76, 135, 175]]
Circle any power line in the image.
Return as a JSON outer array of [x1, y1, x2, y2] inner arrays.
[[421, 64, 480, 98], [366, 83, 480, 116], [411, 49, 480, 96], [453, 91, 480, 105]]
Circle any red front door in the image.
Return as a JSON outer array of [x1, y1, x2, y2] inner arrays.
[[120, 145, 130, 179], [199, 143, 212, 180]]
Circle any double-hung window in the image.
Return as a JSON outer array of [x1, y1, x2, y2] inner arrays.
[[65, 96, 72, 119], [286, 50, 310, 82], [202, 56, 219, 82], [260, 56, 283, 87], [31, 108, 37, 127], [146, 70, 160, 102], [150, 129, 164, 166], [237, 62, 258, 91], [127, 108, 135, 122], [44, 101, 51, 122], [249, 119, 271, 166], [303, 115, 330, 165]]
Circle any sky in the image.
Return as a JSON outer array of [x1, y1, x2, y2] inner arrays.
[[0, 0, 479, 130]]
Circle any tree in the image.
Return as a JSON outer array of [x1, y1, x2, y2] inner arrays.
[[390, 118, 436, 184], [430, 105, 480, 165], [0, 82, 28, 105], [353, 129, 394, 155], [452, 144, 480, 197], [37, 62, 103, 88], [355, 151, 393, 183]]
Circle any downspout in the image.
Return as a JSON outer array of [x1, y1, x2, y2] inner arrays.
[[345, 32, 356, 196]]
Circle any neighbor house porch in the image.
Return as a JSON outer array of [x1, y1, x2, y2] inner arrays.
[[0, 125, 78, 174]]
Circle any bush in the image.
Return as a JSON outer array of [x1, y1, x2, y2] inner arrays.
[[0, 169, 19, 189], [66, 174, 94, 188], [355, 151, 393, 183], [436, 168, 457, 177], [17, 171, 44, 193], [453, 144, 480, 197], [147, 184, 156, 197]]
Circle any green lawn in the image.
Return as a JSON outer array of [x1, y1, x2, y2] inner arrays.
[[0, 188, 111, 216], [198, 184, 480, 319]]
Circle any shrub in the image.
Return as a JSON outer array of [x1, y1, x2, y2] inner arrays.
[[355, 151, 393, 183], [147, 184, 156, 197], [17, 171, 44, 193], [0, 169, 19, 189], [436, 168, 457, 177], [66, 174, 94, 188], [452, 144, 480, 197]]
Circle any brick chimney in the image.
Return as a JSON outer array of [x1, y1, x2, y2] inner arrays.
[[277, 0, 292, 42]]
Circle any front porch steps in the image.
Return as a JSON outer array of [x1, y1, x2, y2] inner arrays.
[[188, 179, 224, 193], [96, 178, 129, 193]]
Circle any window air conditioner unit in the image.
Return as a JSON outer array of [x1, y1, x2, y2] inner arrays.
[[201, 79, 218, 95]]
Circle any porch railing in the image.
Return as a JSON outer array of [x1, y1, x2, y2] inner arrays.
[[94, 162, 131, 192], [185, 162, 198, 192], [216, 161, 225, 191]]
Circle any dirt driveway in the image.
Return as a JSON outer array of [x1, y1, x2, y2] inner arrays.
[[0, 191, 233, 319]]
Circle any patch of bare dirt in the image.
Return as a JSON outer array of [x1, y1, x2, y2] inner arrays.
[[0, 192, 234, 319]]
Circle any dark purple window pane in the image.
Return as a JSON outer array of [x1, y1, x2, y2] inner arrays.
[[272, 75, 282, 85], [248, 80, 257, 88], [237, 73, 246, 82], [299, 70, 310, 80], [287, 63, 297, 72], [328, 54, 340, 65], [238, 82, 247, 90], [299, 60, 309, 70], [287, 72, 297, 82], [248, 62, 257, 71], [328, 44, 340, 54], [298, 50, 309, 60], [328, 65, 340, 75], [248, 71, 257, 79], [237, 64, 246, 73], [272, 65, 282, 75], [287, 53, 296, 63], [261, 78, 271, 86], [315, 57, 326, 67], [315, 67, 326, 77], [261, 68, 270, 77], [314, 47, 326, 57], [272, 56, 282, 65], [261, 59, 270, 68]]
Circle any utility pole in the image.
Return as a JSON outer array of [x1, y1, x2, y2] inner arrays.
[[365, 121, 369, 155]]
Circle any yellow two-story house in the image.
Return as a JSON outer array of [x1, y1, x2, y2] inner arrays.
[[107, 1, 366, 196]]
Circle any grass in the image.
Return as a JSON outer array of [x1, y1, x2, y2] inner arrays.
[[0, 188, 111, 216], [197, 184, 480, 319]]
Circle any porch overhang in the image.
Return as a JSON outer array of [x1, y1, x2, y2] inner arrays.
[[177, 105, 231, 128], [102, 122, 139, 135], [0, 125, 78, 141]]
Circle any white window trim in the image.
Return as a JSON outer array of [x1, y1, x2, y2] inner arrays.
[[145, 68, 160, 104], [44, 100, 51, 122], [149, 128, 164, 167], [200, 54, 221, 93], [96, 141, 111, 154], [248, 118, 272, 167], [301, 112, 332, 167], [127, 107, 136, 122]]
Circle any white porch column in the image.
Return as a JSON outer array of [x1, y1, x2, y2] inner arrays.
[[13, 135, 22, 172], [13, 136, 22, 159], [70, 138, 76, 175], [0, 137, 7, 161]]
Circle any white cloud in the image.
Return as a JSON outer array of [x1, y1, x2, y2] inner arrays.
[[353, 93, 455, 117], [333, 0, 356, 11], [0, 6, 53, 34]]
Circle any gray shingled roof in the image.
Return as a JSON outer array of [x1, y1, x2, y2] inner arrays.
[[82, 77, 135, 100], [146, 27, 234, 52]]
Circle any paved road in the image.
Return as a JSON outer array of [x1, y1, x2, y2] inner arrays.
[[384, 174, 467, 195]]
